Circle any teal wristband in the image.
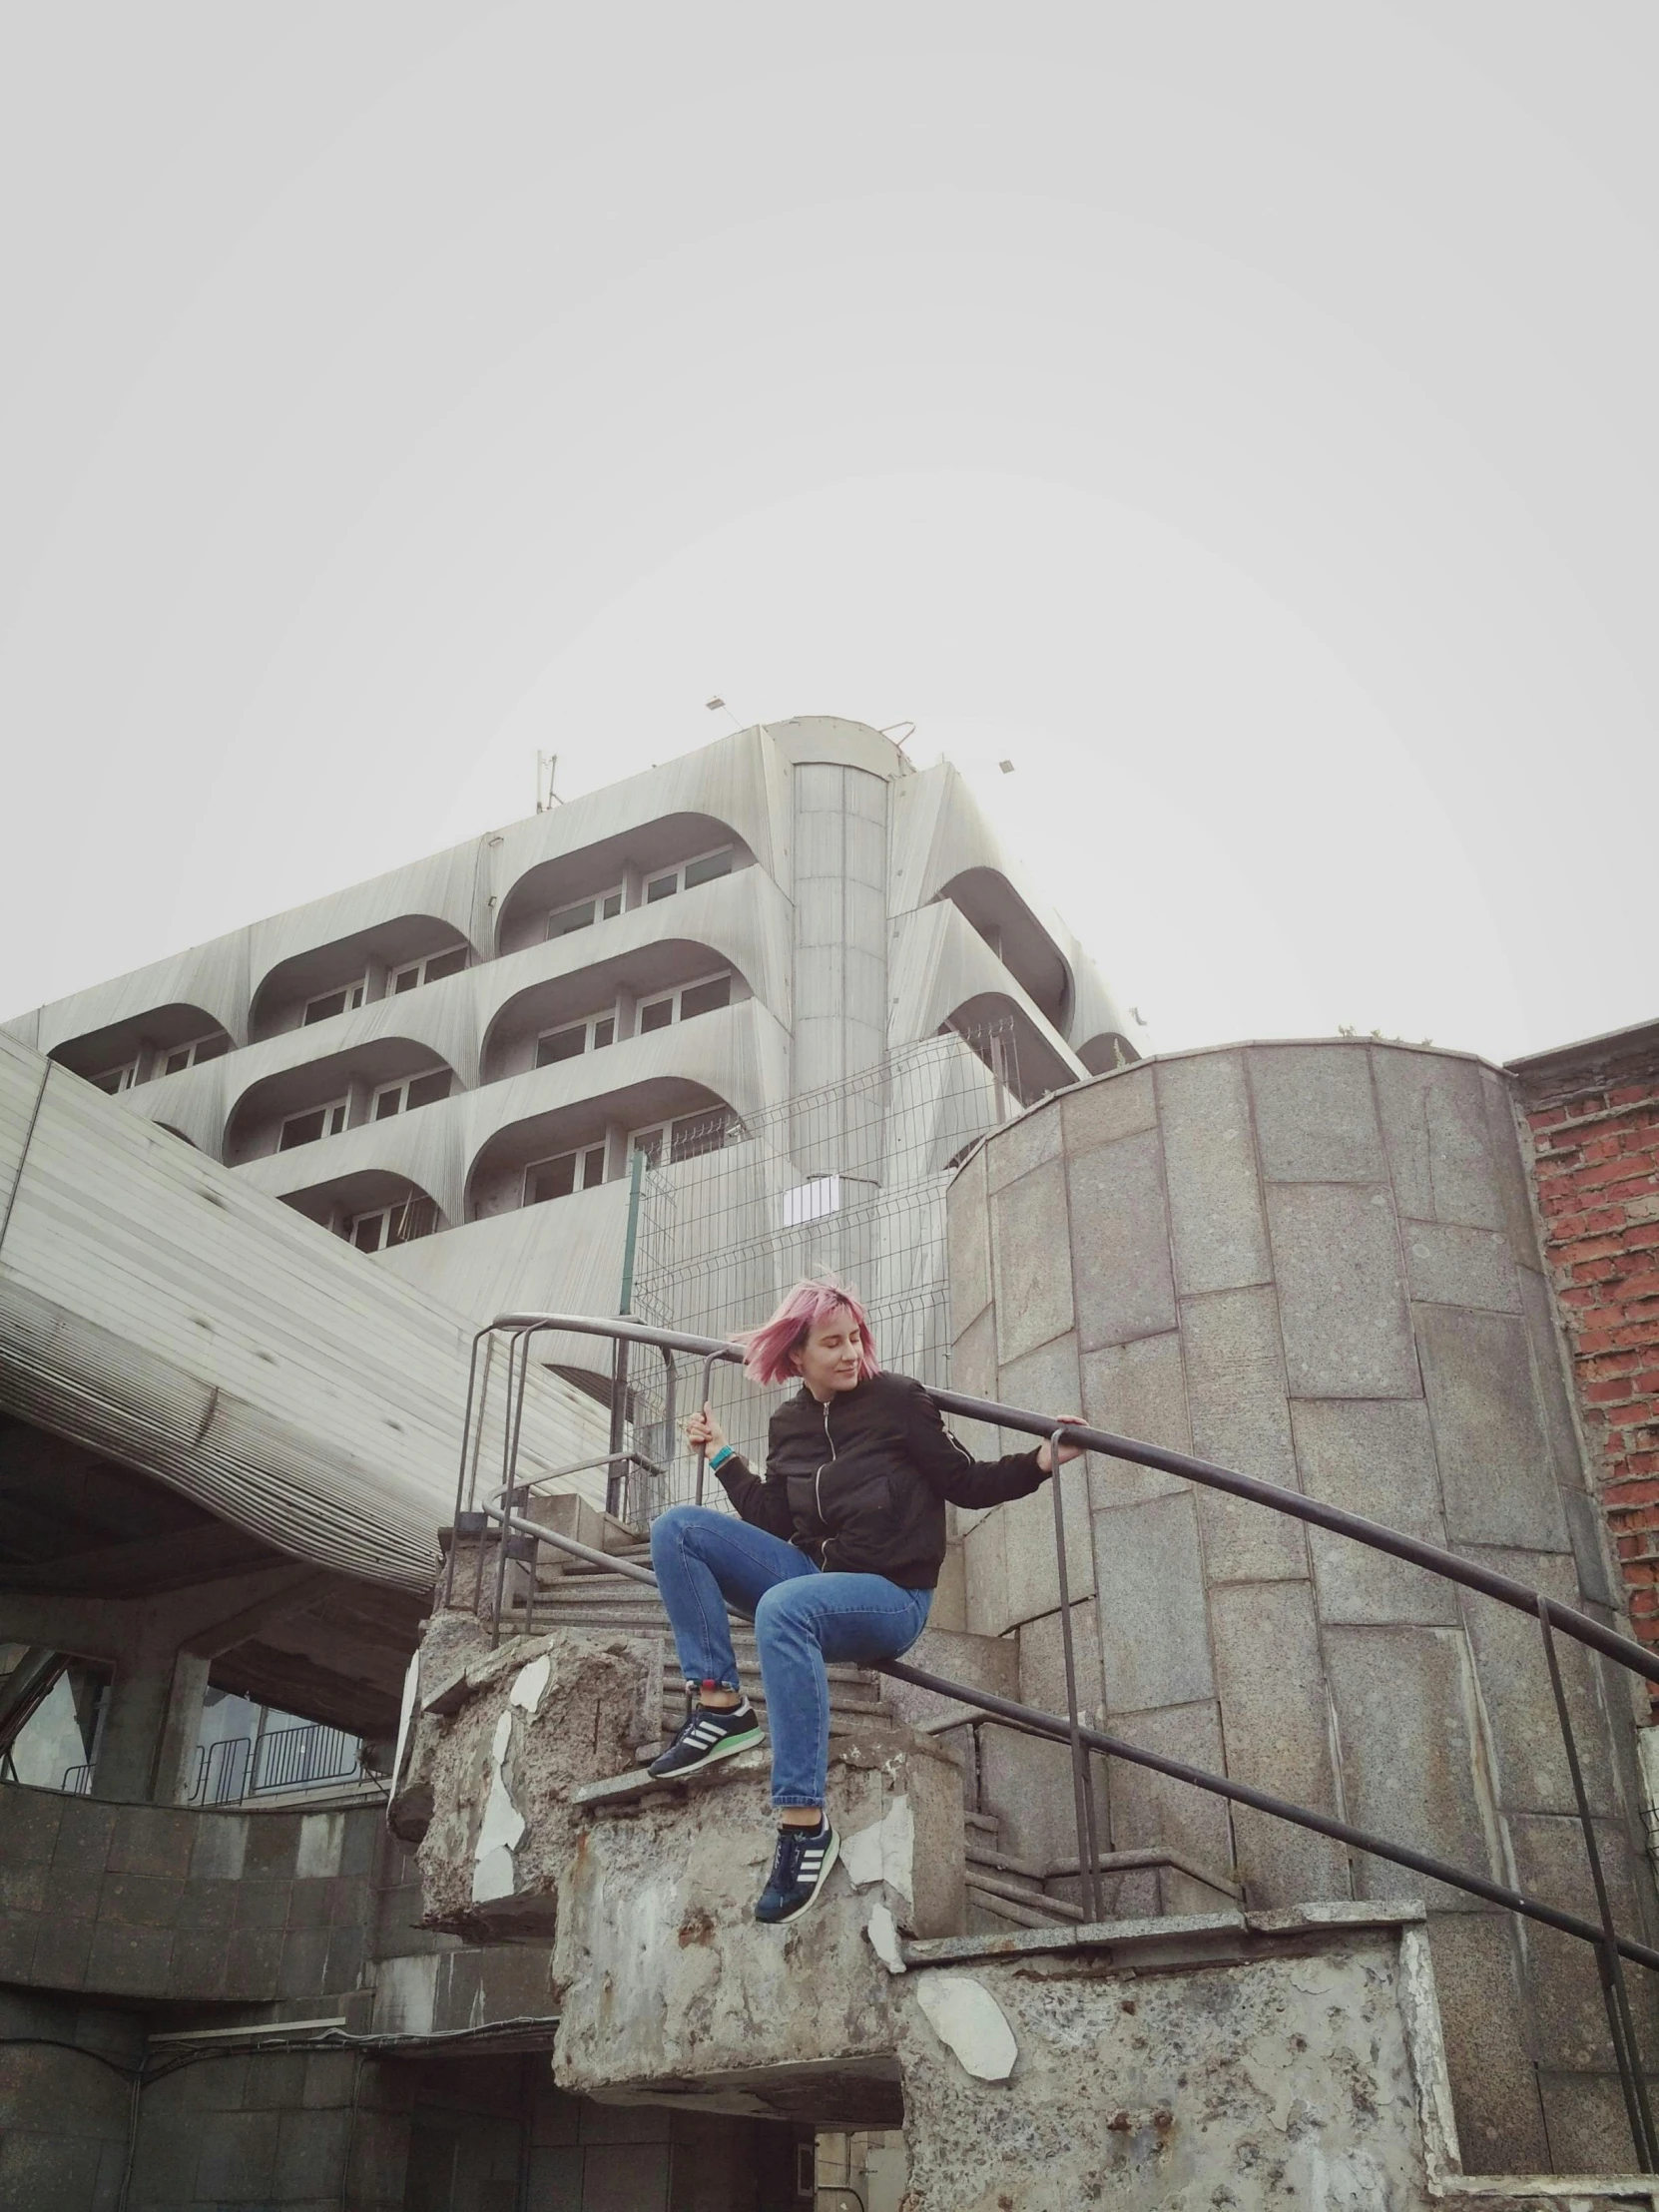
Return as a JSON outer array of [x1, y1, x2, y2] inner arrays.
[[708, 1443, 735, 1472]]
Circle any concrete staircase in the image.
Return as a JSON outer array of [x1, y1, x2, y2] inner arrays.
[[510, 1535, 1237, 1936]]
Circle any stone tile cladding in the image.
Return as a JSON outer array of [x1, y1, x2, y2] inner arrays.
[[949, 1041, 1655, 2178], [1520, 1037, 1659, 1697]]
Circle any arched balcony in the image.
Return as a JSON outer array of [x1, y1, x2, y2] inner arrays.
[[226, 1042, 460, 1166], [939, 992, 1080, 1109], [279, 1169, 445, 1254], [494, 813, 753, 957], [465, 1077, 739, 1222], [250, 916, 473, 1042], [50, 1004, 234, 1095], [480, 941, 752, 1086], [935, 868, 1073, 1032], [1076, 1031, 1141, 1076]]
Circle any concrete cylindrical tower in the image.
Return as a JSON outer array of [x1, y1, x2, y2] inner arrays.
[[946, 1038, 1652, 2177]]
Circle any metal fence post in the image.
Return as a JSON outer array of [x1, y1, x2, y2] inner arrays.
[[1536, 1595, 1659, 2171], [1049, 1424, 1102, 1923]]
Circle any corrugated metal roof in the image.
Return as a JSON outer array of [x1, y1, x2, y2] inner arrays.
[[0, 1032, 608, 1590]]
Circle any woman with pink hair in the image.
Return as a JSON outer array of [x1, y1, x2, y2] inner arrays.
[[648, 1276, 1084, 1926]]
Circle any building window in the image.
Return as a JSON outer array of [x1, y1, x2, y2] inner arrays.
[[535, 1012, 616, 1068], [524, 1145, 607, 1206], [160, 1034, 231, 1077], [679, 973, 732, 1021], [279, 1099, 348, 1150], [343, 1197, 436, 1253], [648, 846, 733, 903], [683, 846, 734, 889], [638, 971, 733, 1037], [303, 980, 366, 1025], [91, 1061, 139, 1095], [371, 1069, 452, 1120], [390, 945, 467, 993], [547, 888, 623, 939]]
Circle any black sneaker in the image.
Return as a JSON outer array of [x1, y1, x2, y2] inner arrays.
[[647, 1698, 763, 1779], [754, 1817, 838, 1925]]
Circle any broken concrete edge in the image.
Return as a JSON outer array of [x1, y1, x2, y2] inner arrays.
[[899, 1900, 1429, 1972], [571, 1749, 771, 1811], [1399, 1918, 1463, 2185], [899, 1906, 1659, 2206], [1435, 2187, 1659, 2208]]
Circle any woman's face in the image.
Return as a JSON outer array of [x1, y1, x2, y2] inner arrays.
[[793, 1307, 864, 1398]]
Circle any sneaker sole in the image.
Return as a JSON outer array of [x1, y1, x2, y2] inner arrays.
[[758, 1826, 840, 1926], [646, 1724, 764, 1781]]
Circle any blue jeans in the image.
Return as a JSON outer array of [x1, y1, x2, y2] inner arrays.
[[649, 1504, 932, 1809]]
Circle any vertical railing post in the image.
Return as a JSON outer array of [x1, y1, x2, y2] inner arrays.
[[693, 1353, 718, 1507], [609, 1148, 646, 1520], [1049, 1425, 1102, 1923], [1536, 1595, 1659, 2172], [488, 1329, 536, 1646], [618, 1143, 645, 1317], [607, 1334, 630, 1519], [443, 1330, 491, 1609]]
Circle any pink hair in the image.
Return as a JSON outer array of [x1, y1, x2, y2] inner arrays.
[[735, 1277, 882, 1388]]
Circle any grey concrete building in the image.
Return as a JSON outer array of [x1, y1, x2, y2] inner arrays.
[[6, 716, 1659, 2204], [4, 717, 1137, 1354], [0, 717, 1142, 2209]]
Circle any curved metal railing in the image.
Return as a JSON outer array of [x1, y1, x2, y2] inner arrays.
[[445, 1309, 1659, 2171]]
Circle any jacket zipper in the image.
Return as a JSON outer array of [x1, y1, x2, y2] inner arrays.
[[815, 1399, 836, 1563]]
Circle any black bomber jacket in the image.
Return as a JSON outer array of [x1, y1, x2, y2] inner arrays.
[[712, 1370, 1048, 1588]]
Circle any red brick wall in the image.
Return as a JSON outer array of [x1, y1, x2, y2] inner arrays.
[[1520, 1039, 1659, 1667]]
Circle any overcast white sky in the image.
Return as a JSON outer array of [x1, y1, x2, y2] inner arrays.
[[3, 4, 1656, 1062]]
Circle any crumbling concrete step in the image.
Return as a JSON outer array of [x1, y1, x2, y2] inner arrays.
[[570, 1745, 772, 1814], [547, 1547, 653, 1578]]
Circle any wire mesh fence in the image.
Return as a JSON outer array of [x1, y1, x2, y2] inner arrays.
[[622, 1020, 1031, 1518]]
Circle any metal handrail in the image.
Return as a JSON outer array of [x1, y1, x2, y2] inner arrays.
[[452, 1308, 1659, 2171]]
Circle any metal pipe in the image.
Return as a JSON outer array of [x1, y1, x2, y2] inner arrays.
[[444, 1331, 491, 1608], [1047, 1424, 1100, 1923], [693, 1353, 718, 1506], [487, 1330, 536, 1646], [877, 1652, 1659, 1973], [470, 1314, 1659, 1980], [606, 1335, 630, 1519], [484, 1451, 634, 1507], [1536, 1596, 1659, 2169], [655, 1345, 679, 1526], [470, 1481, 1659, 1981], [486, 1314, 1659, 1688]]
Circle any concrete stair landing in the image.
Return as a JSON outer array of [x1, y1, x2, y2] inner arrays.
[[510, 1533, 1239, 1937]]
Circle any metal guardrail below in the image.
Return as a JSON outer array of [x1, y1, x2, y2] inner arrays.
[[448, 1310, 1659, 2174], [189, 1722, 363, 1807]]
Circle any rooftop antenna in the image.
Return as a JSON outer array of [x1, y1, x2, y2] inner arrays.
[[536, 753, 564, 814], [706, 697, 743, 732]]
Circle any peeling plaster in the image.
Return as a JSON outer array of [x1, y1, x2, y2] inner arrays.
[[472, 1711, 526, 1905], [510, 1654, 551, 1714], [865, 1904, 906, 1975], [840, 1791, 914, 1907], [912, 1972, 1017, 2082]]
